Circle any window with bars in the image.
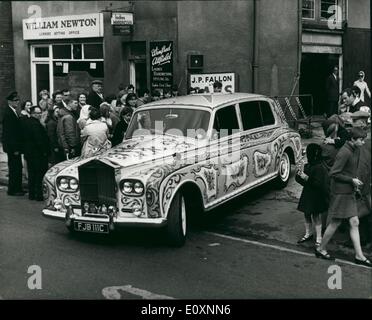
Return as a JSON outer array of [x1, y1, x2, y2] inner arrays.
[[320, 0, 339, 20], [302, 0, 315, 19]]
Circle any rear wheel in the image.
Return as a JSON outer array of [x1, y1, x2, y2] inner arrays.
[[274, 151, 291, 189], [166, 191, 187, 247]]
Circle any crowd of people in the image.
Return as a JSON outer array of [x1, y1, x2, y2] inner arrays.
[[1, 81, 180, 202], [296, 77, 371, 267]]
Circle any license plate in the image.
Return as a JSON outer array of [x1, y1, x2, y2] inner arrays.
[[74, 221, 109, 234]]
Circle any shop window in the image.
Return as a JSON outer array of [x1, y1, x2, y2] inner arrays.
[[84, 43, 103, 59], [302, 0, 315, 19], [53, 61, 104, 78], [53, 44, 71, 59], [73, 44, 82, 60], [34, 47, 49, 58]]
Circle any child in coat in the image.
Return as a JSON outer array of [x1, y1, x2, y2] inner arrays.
[[295, 143, 330, 247]]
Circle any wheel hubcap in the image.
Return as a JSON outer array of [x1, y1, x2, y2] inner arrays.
[[181, 197, 186, 236], [280, 154, 290, 181]]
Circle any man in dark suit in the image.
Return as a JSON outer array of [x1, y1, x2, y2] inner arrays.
[[87, 80, 105, 109], [22, 106, 50, 200], [1, 91, 25, 196], [325, 66, 340, 118]]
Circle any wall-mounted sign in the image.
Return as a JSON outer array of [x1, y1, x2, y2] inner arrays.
[[190, 72, 236, 93], [23, 13, 103, 40], [112, 12, 133, 36], [111, 12, 134, 25], [150, 41, 173, 93]]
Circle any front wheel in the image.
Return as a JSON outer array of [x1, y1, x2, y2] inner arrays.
[[166, 191, 187, 247], [274, 151, 291, 189]]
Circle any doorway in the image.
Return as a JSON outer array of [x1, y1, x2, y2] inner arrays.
[[129, 60, 147, 96], [300, 53, 340, 115], [31, 62, 51, 104]]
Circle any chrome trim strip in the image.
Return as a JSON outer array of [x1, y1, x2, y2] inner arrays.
[[205, 172, 278, 210]]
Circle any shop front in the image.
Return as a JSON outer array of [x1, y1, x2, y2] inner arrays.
[[22, 13, 104, 104]]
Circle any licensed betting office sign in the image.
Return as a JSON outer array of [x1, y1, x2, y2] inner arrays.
[[23, 13, 104, 40]]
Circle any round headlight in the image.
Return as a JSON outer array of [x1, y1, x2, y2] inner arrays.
[[134, 182, 144, 194], [123, 181, 133, 193], [60, 178, 68, 190], [70, 178, 78, 190]]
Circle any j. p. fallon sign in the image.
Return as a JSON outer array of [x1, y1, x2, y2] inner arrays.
[[190, 72, 236, 93], [23, 13, 104, 40]]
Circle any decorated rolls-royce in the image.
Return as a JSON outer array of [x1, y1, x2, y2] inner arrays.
[[42, 93, 302, 246]]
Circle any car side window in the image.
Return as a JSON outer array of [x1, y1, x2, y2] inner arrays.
[[239, 101, 263, 130], [260, 101, 275, 126], [213, 104, 240, 137]]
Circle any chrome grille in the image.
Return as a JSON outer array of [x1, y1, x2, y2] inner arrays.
[[78, 160, 117, 215]]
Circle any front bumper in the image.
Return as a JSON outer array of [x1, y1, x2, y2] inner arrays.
[[42, 209, 167, 228]]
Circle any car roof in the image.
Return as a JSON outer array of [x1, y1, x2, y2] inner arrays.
[[137, 93, 267, 110]]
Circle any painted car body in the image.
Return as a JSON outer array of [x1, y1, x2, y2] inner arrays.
[[42, 93, 302, 237]]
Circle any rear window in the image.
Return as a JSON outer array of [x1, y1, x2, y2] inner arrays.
[[239, 100, 275, 130], [260, 101, 275, 126]]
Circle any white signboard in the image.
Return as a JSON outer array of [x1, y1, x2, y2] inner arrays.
[[111, 12, 134, 25], [190, 72, 236, 93], [23, 13, 104, 40]]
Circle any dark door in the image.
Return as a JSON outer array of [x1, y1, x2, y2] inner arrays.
[[300, 53, 339, 115], [135, 61, 147, 96]]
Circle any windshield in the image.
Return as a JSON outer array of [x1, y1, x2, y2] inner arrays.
[[125, 107, 211, 139]]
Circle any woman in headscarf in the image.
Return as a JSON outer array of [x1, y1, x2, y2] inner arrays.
[[80, 107, 111, 159], [99, 102, 120, 137], [353, 71, 371, 103], [77, 104, 91, 130]]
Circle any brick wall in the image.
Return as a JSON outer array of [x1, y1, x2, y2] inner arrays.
[[0, 1, 15, 130]]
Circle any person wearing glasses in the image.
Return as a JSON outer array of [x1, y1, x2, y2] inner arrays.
[[1, 91, 25, 196], [353, 71, 371, 103]]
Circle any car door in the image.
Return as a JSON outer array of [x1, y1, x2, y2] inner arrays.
[[238, 99, 278, 187], [210, 103, 246, 200]]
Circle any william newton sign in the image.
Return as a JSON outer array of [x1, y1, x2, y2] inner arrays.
[[150, 41, 173, 93], [23, 13, 103, 40]]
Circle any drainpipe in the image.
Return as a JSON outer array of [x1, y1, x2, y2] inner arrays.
[[252, 0, 259, 93], [290, 0, 302, 97]]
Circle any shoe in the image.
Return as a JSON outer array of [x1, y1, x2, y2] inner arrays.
[[354, 257, 372, 267], [315, 248, 335, 260], [315, 241, 321, 248], [297, 234, 313, 244]]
